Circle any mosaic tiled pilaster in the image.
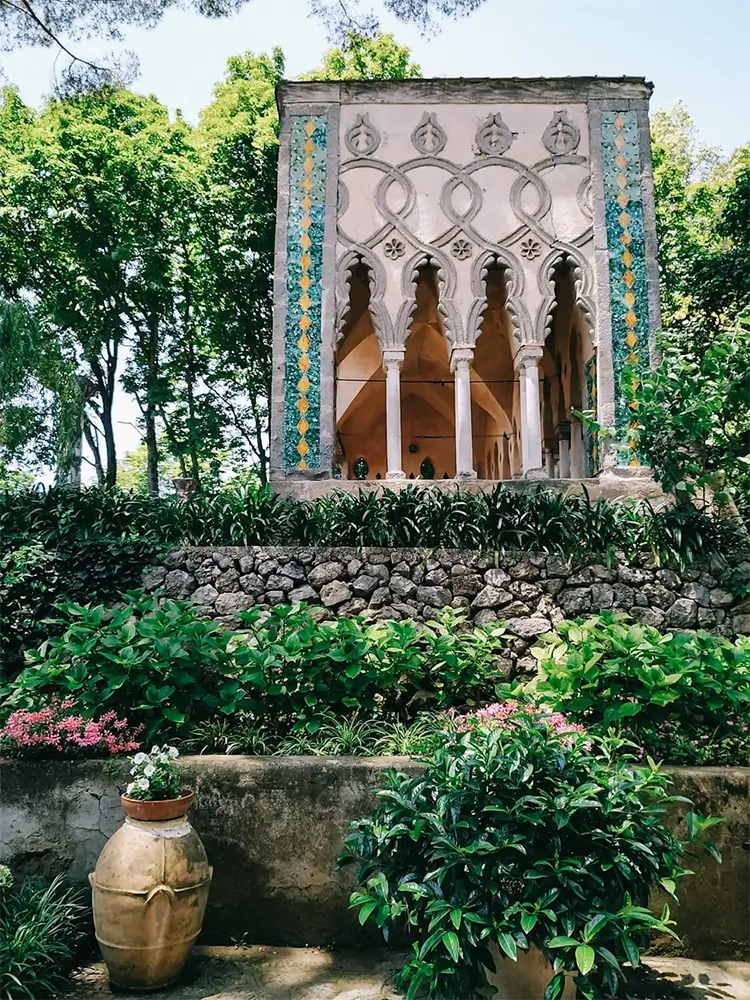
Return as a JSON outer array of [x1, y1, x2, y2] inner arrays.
[[283, 115, 328, 469], [584, 356, 599, 476], [600, 110, 651, 464]]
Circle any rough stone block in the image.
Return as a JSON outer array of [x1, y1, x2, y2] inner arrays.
[[472, 609, 498, 626], [346, 559, 363, 578], [452, 573, 483, 598], [425, 568, 449, 586], [192, 584, 219, 607], [472, 585, 513, 609], [320, 580, 351, 607], [416, 586, 452, 608], [142, 566, 166, 590], [309, 562, 346, 587], [162, 569, 196, 599], [288, 585, 317, 603], [641, 583, 674, 610], [558, 588, 591, 615], [266, 574, 294, 593], [665, 598, 698, 629], [240, 573, 264, 596], [214, 593, 254, 617], [213, 552, 235, 571], [507, 617, 551, 637], [352, 574, 380, 597], [590, 583, 614, 608], [710, 588, 735, 608], [216, 569, 241, 593], [163, 549, 187, 570], [389, 575, 417, 600], [484, 567, 511, 587], [238, 555, 255, 575], [683, 582, 710, 606], [369, 587, 391, 608]]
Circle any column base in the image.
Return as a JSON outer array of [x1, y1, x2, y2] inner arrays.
[[454, 470, 478, 481], [522, 468, 549, 481], [385, 470, 406, 480]]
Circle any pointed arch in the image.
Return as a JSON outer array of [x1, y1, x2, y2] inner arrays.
[[336, 248, 394, 349], [467, 248, 531, 348]]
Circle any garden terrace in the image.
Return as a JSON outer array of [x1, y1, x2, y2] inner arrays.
[[2, 757, 748, 961]]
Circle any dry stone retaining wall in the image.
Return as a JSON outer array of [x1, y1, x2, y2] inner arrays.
[[143, 547, 750, 648]]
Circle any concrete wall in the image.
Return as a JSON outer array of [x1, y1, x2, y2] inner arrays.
[[143, 548, 750, 652], [1, 757, 748, 960]]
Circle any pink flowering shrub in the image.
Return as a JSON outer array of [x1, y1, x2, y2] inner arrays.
[[449, 699, 588, 746], [0, 698, 142, 759]]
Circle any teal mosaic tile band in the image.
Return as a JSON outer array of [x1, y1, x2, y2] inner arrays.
[[283, 115, 328, 470], [601, 110, 650, 462]]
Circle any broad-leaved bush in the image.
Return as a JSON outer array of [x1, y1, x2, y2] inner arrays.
[[526, 613, 750, 759], [338, 704, 718, 1000]]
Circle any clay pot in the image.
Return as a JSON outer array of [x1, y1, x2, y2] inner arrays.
[[89, 790, 212, 991], [485, 943, 576, 999]]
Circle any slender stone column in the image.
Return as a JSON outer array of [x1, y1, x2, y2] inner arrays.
[[558, 420, 571, 479], [382, 349, 405, 480], [450, 347, 477, 480], [514, 345, 545, 477], [570, 419, 584, 478]]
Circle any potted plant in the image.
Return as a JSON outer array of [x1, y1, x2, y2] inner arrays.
[[90, 746, 212, 991], [338, 702, 719, 1000]]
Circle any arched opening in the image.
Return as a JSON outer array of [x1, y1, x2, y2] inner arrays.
[[401, 263, 455, 479], [472, 261, 521, 479], [540, 258, 595, 478], [335, 263, 385, 479]]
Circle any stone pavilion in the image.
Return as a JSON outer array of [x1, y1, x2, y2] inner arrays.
[[269, 78, 660, 489]]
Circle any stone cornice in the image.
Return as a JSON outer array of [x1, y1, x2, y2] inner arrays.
[[277, 77, 653, 112]]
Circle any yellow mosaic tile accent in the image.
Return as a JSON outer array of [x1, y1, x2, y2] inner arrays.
[[295, 120, 317, 469]]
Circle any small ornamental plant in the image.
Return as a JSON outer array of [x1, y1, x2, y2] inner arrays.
[[125, 745, 182, 801], [0, 699, 142, 758], [338, 702, 721, 1000]]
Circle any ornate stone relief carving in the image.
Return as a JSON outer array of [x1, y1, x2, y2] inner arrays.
[[542, 110, 581, 155], [344, 113, 380, 157], [475, 112, 514, 155], [411, 112, 447, 155], [383, 237, 406, 260], [534, 247, 596, 344], [451, 238, 472, 260], [519, 237, 542, 260]]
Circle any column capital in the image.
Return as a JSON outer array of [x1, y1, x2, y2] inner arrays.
[[382, 348, 405, 371], [513, 343, 544, 371], [450, 346, 474, 373]]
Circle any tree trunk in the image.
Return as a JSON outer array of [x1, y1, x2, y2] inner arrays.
[[145, 319, 160, 496]]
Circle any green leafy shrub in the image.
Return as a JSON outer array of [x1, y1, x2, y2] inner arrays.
[[233, 605, 508, 731], [5, 594, 240, 739], [0, 544, 58, 679], [1, 483, 744, 566], [0, 873, 87, 999], [338, 705, 719, 1000], [0, 539, 158, 681], [526, 613, 750, 755], [3, 599, 510, 744]]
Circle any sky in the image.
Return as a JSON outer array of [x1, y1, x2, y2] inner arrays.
[[2, 0, 749, 472]]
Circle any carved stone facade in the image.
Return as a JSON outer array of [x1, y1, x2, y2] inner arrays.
[[270, 79, 660, 486]]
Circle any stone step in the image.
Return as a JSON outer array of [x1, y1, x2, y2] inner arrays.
[[70, 946, 750, 999]]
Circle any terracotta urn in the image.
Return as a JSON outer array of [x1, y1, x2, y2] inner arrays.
[[485, 942, 576, 999], [89, 790, 212, 991]]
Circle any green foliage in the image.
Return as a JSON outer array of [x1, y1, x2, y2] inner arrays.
[[526, 612, 750, 743], [1, 484, 744, 566], [232, 604, 507, 731], [6, 594, 239, 740], [184, 707, 446, 757], [302, 31, 421, 80], [631, 320, 750, 525], [3, 598, 508, 742], [338, 712, 711, 1000], [0, 873, 87, 1000], [0, 544, 58, 678]]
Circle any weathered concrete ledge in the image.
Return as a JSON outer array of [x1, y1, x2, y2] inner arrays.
[[1, 757, 748, 960]]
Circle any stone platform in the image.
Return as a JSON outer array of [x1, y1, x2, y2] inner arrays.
[[70, 947, 750, 999]]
